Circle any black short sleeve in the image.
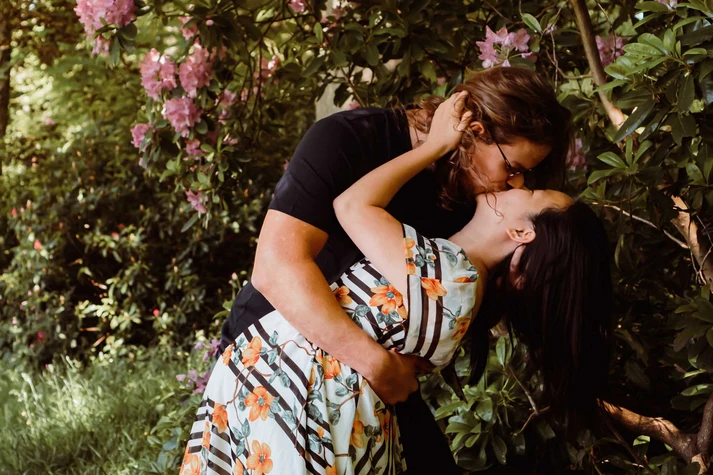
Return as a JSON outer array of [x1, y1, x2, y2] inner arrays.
[[268, 115, 367, 234]]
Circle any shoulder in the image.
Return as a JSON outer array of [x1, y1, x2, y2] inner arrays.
[[404, 224, 479, 284]]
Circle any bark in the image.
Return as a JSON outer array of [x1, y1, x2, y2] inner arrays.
[[0, 3, 12, 139]]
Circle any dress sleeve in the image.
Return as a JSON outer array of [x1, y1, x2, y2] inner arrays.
[[401, 224, 480, 370]]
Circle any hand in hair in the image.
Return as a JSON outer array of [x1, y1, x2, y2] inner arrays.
[[424, 91, 472, 156]]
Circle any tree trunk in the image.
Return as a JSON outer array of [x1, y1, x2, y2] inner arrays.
[[0, 3, 12, 139]]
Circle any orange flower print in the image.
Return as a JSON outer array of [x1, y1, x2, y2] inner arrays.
[[404, 237, 415, 258], [421, 278, 447, 301], [326, 466, 337, 475], [201, 420, 211, 449], [453, 317, 471, 340], [233, 460, 245, 475], [180, 452, 201, 475], [317, 426, 325, 438], [369, 284, 404, 315], [245, 386, 275, 422], [222, 343, 234, 366], [322, 354, 342, 379], [242, 336, 262, 367], [334, 286, 353, 306], [213, 403, 229, 433], [379, 409, 391, 439], [406, 261, 416, 275], [453, 276, 474, 283], [247, 440, 273, 475], [351, 413, 365, 449]]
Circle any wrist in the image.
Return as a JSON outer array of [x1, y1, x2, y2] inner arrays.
[[352, 338, 390, 380], [420, 140, 450, 159]]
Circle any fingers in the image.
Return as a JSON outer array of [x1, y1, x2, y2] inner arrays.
[[456, 111, 472, 132]]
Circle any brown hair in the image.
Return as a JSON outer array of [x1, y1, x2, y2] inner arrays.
[[410, 67, 572, 206]]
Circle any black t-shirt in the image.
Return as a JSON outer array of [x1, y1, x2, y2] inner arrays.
[[220, 107, 475, 348]]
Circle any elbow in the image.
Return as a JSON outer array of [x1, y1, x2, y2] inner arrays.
[[251, 249, 276, 295], [333, 194, 354, 223]]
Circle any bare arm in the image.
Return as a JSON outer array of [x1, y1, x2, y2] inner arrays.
[[251, 210, 427, 403], [333, 92, 471, 295]]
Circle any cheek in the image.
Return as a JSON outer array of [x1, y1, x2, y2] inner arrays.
[[472, 153, 510, 186]]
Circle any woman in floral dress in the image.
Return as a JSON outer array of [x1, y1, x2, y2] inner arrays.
[[180, 93, 612, 475]]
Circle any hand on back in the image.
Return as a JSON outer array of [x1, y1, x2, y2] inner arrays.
[[365, 349, 435, 404]]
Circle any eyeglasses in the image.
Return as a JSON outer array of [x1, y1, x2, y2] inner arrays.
[[494, 141, 532, 178]]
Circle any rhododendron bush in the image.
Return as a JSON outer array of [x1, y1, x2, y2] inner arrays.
[[2, 0, 713, 472]]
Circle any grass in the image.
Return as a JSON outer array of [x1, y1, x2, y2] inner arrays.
[[0, 349, 203, 475]]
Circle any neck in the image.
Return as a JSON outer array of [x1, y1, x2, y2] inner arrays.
[[448, 225, 513, 279]]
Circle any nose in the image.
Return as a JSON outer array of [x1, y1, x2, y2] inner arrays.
[[506, 174, 527, 190]]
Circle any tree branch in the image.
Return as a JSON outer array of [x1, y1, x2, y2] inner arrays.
[[602, 401, 700, 464], [671, 196, 713, 293], [569, 0, 625, 128], [595, 202, 689, 249]]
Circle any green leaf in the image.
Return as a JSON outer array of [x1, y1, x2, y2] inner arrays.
[[635, 1, 671, 12], [314, 23, 324, 44], [181, 213, 200, 233], [679, 74, 696, 112], [623, 43, 664, 57], [598, 152, 628, 169], [687, 163, 706, 185], [587, 169, 620, 185], [492, 436, 508, 464], [496, 337, 507, 366], [613, 100, 656, 143], [475, 397, 493, 422], [522, 13, 541, 33], [364, 43, 379, 66], [304, 55, 326, 77]]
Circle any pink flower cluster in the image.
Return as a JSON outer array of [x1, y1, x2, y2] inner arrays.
[[179, 43, 214, 98], [140, 49, 178, 100], [195, 339, 221, 362], [176, 369, 211, 394], [186, 190, 207, 214], [289, 0, 306, 13], [596, 34, 626, 67], [163, 97, 202, 137], [180, 16, 198, 40], [476, 26, 534, 68], [131, 123, 152, 151], [74, 0, 136, 54], [254, 55, 280, 84]]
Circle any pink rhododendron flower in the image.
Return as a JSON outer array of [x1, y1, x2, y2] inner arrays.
[[131, 123, 152, 151], [74, 0, 136, 55], [219, 89, 238, 108], [596, 34, 626, 67], [140, 49, 177, 100], [11, 208, 17, 218], [163, 97, 201, 137], [184, 139, 203, 159], [179, 16, 198, 40], [254, 55, 280, 84], [176, 369, 212, 394], [33, 239, 42, 250], [153, 308, 160, 316], [185, 190, 207, 214], [44, 117, 55, 126], [289, 0, 306, 13], [36, 332, 46, 343], [477, 26, 533, 68], [178, 42, 213, 98]]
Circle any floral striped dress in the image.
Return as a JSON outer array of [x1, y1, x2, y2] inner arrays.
[[180, 224, 480, 475]]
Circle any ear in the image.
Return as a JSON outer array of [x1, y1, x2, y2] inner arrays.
[[470, 121, 488, 140], [506, 226, 536, 244]]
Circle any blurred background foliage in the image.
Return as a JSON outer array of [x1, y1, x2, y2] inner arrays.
[[2, 0, 713, 473]]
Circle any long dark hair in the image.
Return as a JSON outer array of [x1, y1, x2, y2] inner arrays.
[[412, 67, 572, 206], [469, 201, 613, 430]]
